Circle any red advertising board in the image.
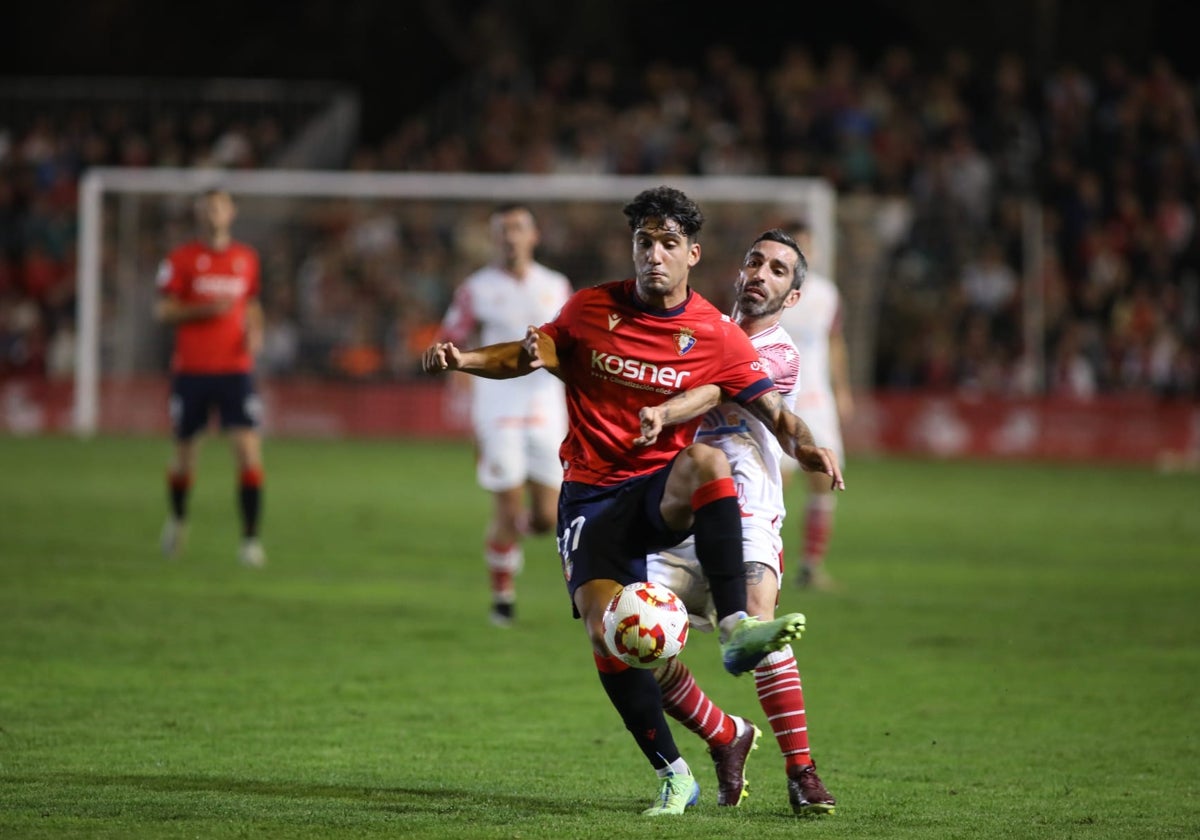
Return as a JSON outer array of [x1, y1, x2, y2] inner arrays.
[[2, 377, 1196, 467]]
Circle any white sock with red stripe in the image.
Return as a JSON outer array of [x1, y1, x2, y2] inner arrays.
[[754, 645, 813, 768], [485, 541, 522, 604], [657, 656, 737, 747], [803, 494, 836, 570]]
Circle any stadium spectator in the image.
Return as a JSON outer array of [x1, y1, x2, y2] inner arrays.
[[3, 40, 1199, 404], [330, 315, 385, 380]]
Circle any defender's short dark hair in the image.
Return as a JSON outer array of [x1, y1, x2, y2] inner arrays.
[[622, 186, 705, 239]]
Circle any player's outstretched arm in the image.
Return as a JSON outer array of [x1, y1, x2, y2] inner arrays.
[[421, 336, 545, 380], [633, 384, 722, 446], [245, 299, 265, 358], [746, 390, 846, 490], [155, 296, 235, 323]]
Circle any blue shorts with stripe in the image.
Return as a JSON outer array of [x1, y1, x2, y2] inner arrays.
[[556, 459, 692, 606]]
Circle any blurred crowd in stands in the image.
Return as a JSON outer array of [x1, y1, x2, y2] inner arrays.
[[2, 41, 1198, 399]]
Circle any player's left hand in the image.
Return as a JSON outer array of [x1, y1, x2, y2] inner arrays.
[[633, 405, 666, 446], [522, 326, 559, 375], [795, 444, 846, 491]]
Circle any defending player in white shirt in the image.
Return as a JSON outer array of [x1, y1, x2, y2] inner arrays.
[[638, 228, 837, 815], [437, 203, 572, 626]]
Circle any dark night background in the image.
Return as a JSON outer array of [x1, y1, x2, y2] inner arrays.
[[5, 0, 1200, 143]]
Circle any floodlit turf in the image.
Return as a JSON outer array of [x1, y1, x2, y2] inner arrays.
[[1, 434, 1198, 839]]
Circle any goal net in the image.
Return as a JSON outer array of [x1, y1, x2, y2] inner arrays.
[[74, 168, 836, 437]]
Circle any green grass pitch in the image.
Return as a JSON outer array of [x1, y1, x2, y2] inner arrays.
[[1, 434, 1198, 839]]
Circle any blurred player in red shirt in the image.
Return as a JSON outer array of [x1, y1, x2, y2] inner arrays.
[[156, 189, 266, 567], [423, 186, 843, 815]]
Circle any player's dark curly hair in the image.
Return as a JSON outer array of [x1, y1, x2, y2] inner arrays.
[[753, 228, 808, 290], [622, 186, 705, 239]]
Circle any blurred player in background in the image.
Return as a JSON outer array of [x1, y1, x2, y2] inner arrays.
[[638, 229, 836, 814], [437, 203, 573, 627], [423, 186, 842, 816], [777, 219, 854, 590], [156, 189, 266, 567]]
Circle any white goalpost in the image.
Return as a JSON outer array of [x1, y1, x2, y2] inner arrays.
[[74, 168, 837, 437]]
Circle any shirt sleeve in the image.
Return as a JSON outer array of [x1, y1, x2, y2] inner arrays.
[[247, 247, 261, 299], [538, 287, 584, 352], [761, 340, 800, 394], [156, 250, 185, 297], [438, 282, 476, 344], [720, 322, 776, 404]]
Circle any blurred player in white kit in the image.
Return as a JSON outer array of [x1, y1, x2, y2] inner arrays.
[[436, 203, 572, 626], [777, 219, 854, 590]]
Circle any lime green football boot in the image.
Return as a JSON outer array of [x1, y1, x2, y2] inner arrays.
[[641, 772, 700, 816]]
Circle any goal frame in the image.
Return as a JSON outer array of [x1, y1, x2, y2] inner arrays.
[[75, 167, 837, 436]]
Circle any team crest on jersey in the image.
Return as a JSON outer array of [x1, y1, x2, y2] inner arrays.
[[673, 328, 696, 356]]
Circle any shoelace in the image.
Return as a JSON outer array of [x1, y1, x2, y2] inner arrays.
[[653, 773, 682, 808]]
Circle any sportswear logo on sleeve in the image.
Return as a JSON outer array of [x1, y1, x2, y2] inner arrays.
[[608, 313, 622, 331], [673, 328, 696, 356]]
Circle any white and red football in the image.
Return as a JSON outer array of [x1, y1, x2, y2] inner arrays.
[[601, 581, 690, 668]]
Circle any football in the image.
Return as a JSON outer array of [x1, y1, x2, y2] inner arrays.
[[601, 581, 690, 668]]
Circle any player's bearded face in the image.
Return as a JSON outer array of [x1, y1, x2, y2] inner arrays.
[[632, 218, 698, 304], [735, 240, 799, 317], [736, 279, 786, 317]]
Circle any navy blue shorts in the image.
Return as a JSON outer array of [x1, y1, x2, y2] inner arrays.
[[169, 373, 262, 441], [556, 459, 692, 603]]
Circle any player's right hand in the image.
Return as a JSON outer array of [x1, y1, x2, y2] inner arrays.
[[201, 294, 238, 316], [795, 444, 846, 491], [421, 341, 461, 374]]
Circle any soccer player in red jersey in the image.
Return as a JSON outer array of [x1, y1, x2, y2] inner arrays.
[[423, 186, 844, 815], [156, 189, 266, 568]]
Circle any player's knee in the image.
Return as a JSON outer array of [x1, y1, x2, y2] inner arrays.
[[527, 510, 555, 534], [576, 583, 620, 653], [587, 622, 610, 656], [490, 520, 524, 546], [680, 442, 731, 481], [578, 609, 613, 658]]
